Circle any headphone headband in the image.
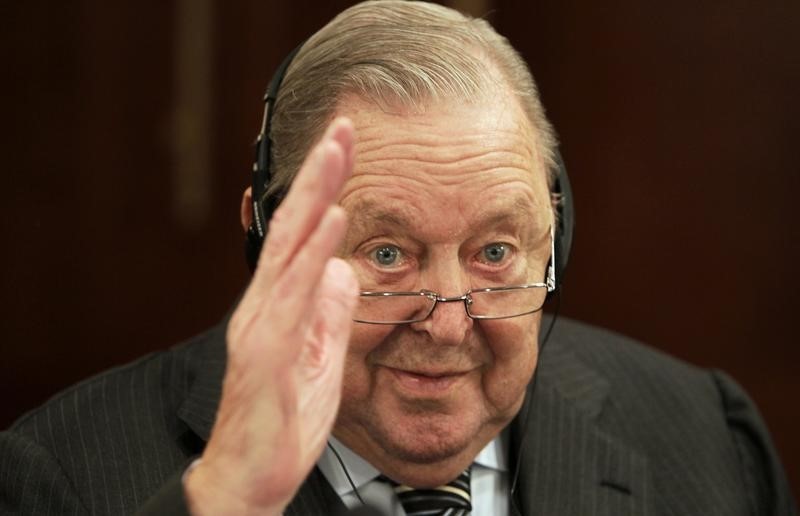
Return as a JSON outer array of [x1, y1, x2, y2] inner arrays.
[[250, 44, 305, 243]]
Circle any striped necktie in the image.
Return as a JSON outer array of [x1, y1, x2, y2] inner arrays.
[[384, 468, 472, 516]]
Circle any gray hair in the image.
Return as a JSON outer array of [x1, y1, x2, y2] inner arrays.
[[266, 0, 557, 199]]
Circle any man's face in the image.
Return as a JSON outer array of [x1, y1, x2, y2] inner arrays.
[[333, 93, 553, 486]]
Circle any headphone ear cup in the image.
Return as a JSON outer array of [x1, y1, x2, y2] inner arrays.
[[245, 224, 263, 273], [247, 44, 306, 274]]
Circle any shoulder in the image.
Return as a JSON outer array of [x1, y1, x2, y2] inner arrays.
[[549, 316, 718, 388], [10, 325, 217, 437], [546, 317, 780, 435], [544, 316, 752, 436], [541, 317, 796, 515], [1, 324, 224, 515]]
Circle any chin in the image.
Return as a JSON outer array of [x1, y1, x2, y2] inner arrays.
[[371, 410, 483, 465]]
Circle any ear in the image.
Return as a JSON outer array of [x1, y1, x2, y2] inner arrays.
[[240, 187, 253, 233]]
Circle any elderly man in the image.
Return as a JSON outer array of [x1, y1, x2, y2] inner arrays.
[[1, 2, 795, 515]]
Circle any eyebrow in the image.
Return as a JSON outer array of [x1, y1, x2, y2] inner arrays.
[[345, 200, 412, 232], [346, 195, 546, 233], [472, 196, 543, 227]]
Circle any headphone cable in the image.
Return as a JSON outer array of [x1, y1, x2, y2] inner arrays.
[[509, 290, 561, 505], [328, 441, 367, 505]]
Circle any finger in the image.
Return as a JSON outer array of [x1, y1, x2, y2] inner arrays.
[[268, 204, 350, 335], [336, 120, 356, 180], [316, 257, 359, 346], [258, 118, 354, 284], [303, 257, 359, 365], [296, 258, 357, 463], [239, 133, 343, 321], [238, 206, 348, 372], [232, 119, 353, 348]]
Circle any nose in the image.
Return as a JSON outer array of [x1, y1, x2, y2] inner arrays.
[[410, 295, 473, 346], [409, 256, 473, 344]]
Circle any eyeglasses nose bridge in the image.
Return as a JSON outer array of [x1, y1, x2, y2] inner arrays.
[[433, 292, 474, 309]]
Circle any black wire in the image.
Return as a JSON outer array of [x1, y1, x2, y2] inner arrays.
[[541, 290, 562, 345], [328, 441, 366, 505], [509, 290, 561, 502]]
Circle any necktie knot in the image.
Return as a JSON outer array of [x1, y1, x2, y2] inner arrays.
[[382, 468, 471, 516]]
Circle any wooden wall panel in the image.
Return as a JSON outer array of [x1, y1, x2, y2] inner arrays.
[[493, 0, 800, 496]]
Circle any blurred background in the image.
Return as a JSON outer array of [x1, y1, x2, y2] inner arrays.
[[2, 0, 798, 499]]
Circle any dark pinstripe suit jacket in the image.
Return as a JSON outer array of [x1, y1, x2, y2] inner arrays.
[[1, 317, 795, 515]]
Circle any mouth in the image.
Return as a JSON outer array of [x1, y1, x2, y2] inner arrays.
[[385, 367, 470, 395]]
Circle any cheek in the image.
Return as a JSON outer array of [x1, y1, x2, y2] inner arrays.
[[348, 322, 395, 356], [483, 313, 539, 361], [480, 314, 541, 408], [341, 323, 394, 401]]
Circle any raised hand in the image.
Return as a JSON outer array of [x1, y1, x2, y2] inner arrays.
[[185, 118, 359, 515]]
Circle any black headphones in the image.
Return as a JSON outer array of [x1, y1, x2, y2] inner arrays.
[[245, 44, 575, 290]]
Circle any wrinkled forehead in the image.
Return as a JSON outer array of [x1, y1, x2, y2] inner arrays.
[[339, 88, 550, 159], [335, 91, 546, 180], [335, 94, 553, 239]]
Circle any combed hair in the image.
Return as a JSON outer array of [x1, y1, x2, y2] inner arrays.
[[266, 0, 557, 199]]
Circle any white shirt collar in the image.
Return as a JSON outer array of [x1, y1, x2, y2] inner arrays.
[[318, 432, 508, 498]]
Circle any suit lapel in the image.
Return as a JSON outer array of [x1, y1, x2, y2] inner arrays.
[[177, 320, 228, 442], [510, 338, 653, 516]]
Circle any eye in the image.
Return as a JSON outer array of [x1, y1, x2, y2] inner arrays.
[[372, 245, 400, 267], [482, 243, 507, 264]]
